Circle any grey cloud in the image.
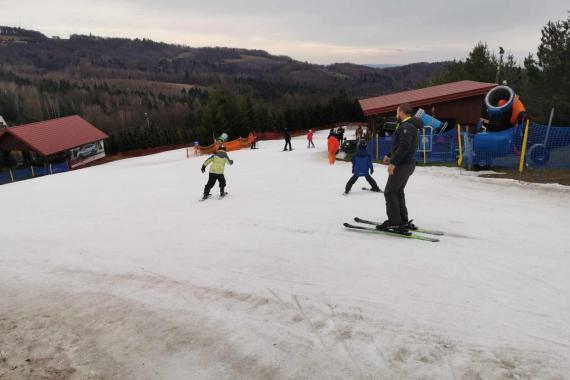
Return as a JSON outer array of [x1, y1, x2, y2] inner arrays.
[[1, 0, 568, 64]]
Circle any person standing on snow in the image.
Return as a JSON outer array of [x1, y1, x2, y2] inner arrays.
[[378, 103, 419, 233], [355, 125, 363, 142], [327, 133, 340, 164], [249, 131, 258, 149], [344, 139, 382, 194], [283, 128, 292, 151], [307, 129, 315, 148], [337, 126, 345, 146], [201, 144, 233, 200]]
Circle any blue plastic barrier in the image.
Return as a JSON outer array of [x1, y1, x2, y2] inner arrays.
[[366, 123, 570, 169], [33, 166, 48, 176], [0, 171, 12, 184], [50, 162, 69, 174], [13, 167, 33, 181]]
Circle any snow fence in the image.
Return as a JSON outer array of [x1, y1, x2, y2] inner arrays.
[[366, 123, 570, 170], [0, 162, 69, 185]]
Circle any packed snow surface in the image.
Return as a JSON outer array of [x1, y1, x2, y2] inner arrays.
[[1, 131, 570, 379]]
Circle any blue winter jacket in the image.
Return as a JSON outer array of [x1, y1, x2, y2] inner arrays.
[[352, 148, 373, 176]]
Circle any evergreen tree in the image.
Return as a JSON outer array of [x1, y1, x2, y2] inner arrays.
[[525, 12, 570, 123]]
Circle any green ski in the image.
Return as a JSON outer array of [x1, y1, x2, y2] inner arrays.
[[343, 223, 440, 243], [354, 217, 444, 236]]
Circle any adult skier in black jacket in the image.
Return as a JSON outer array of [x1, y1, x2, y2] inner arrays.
[[378, 103, 419, 233], [283, 128, 292, 151]]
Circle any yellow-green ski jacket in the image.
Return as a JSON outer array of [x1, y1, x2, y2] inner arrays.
[[202, 151, 233, 174]]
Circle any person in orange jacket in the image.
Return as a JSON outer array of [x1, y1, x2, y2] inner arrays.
[[328, 134, 340, 164]]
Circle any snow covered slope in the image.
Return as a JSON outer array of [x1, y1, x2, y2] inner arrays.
[[1, 131, 570, 379]]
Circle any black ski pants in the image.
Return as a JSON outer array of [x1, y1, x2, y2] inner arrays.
[[384, 163, 415, 224], [345, 175, 379, 192], [204, 173, 226, 195], [283, 140, 292, 151]]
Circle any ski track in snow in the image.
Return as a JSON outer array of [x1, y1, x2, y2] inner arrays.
[[1, 130, 570, 379]]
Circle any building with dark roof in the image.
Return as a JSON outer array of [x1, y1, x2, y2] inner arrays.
[[359, 80, 497, 132], [0, 115, 108, 184]]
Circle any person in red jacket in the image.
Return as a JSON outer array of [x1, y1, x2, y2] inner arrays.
[[249, 131, 258, 149], [328, 134, 340, 164], [307, 129, 315, 148]]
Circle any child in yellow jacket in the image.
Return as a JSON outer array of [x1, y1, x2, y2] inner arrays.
[[201, 145, 233, 199]]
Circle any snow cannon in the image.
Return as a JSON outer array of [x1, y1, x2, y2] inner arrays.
[[485, 85, 514, 118], [472, 128, 515, 167], [415, 108, 444, 131], [484, 85, 526, 131]]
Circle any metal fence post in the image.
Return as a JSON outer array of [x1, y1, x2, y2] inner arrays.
[[422, 128, 427, 165], [541, 108, 554, 179]]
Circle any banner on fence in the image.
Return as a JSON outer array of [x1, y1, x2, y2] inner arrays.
[[70, 141, 106, 168]]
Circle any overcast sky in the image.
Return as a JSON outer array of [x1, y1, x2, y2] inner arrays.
[[1, 1, 568, 65]]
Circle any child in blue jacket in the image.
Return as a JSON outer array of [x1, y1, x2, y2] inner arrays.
[[344, 139, 382, 194]]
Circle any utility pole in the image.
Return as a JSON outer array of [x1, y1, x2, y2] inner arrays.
[[144, 112, 150, 129], [495, 46, 505, 84]]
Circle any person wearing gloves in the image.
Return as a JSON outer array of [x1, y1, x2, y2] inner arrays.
[[344, 139, 382, 194], [201, 144, 233, 199]]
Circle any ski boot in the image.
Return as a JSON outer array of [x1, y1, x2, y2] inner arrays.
[[375, 220, 412, 236], [402, 219, 418, 231]]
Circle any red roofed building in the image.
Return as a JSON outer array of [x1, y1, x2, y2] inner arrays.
[[0, 115, 108, 183], [359, 80, 497, 132]]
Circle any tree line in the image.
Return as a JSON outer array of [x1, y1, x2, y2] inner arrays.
[[0, 68, 364, 153], [431, 12, 570, 125], [1, 12, 568, 158]]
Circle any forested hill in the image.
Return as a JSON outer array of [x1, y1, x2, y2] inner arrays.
[[0, 26, 447, 151], [0, 27, 446, 98]]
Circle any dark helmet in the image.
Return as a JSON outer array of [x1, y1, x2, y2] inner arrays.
[[358, 139, 367, 149]]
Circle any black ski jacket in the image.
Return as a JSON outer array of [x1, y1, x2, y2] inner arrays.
[[389, 119, 419, 166]]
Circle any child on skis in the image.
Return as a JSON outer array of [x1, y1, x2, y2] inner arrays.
[[344, 139, 382, 194], [201, 144, 233, 200]]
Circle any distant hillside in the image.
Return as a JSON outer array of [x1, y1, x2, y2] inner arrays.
[[0, 26, 448, 152], [364, 64, 401, 69], [0, 26, 48, 43], [0, 27, 447, 99]]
